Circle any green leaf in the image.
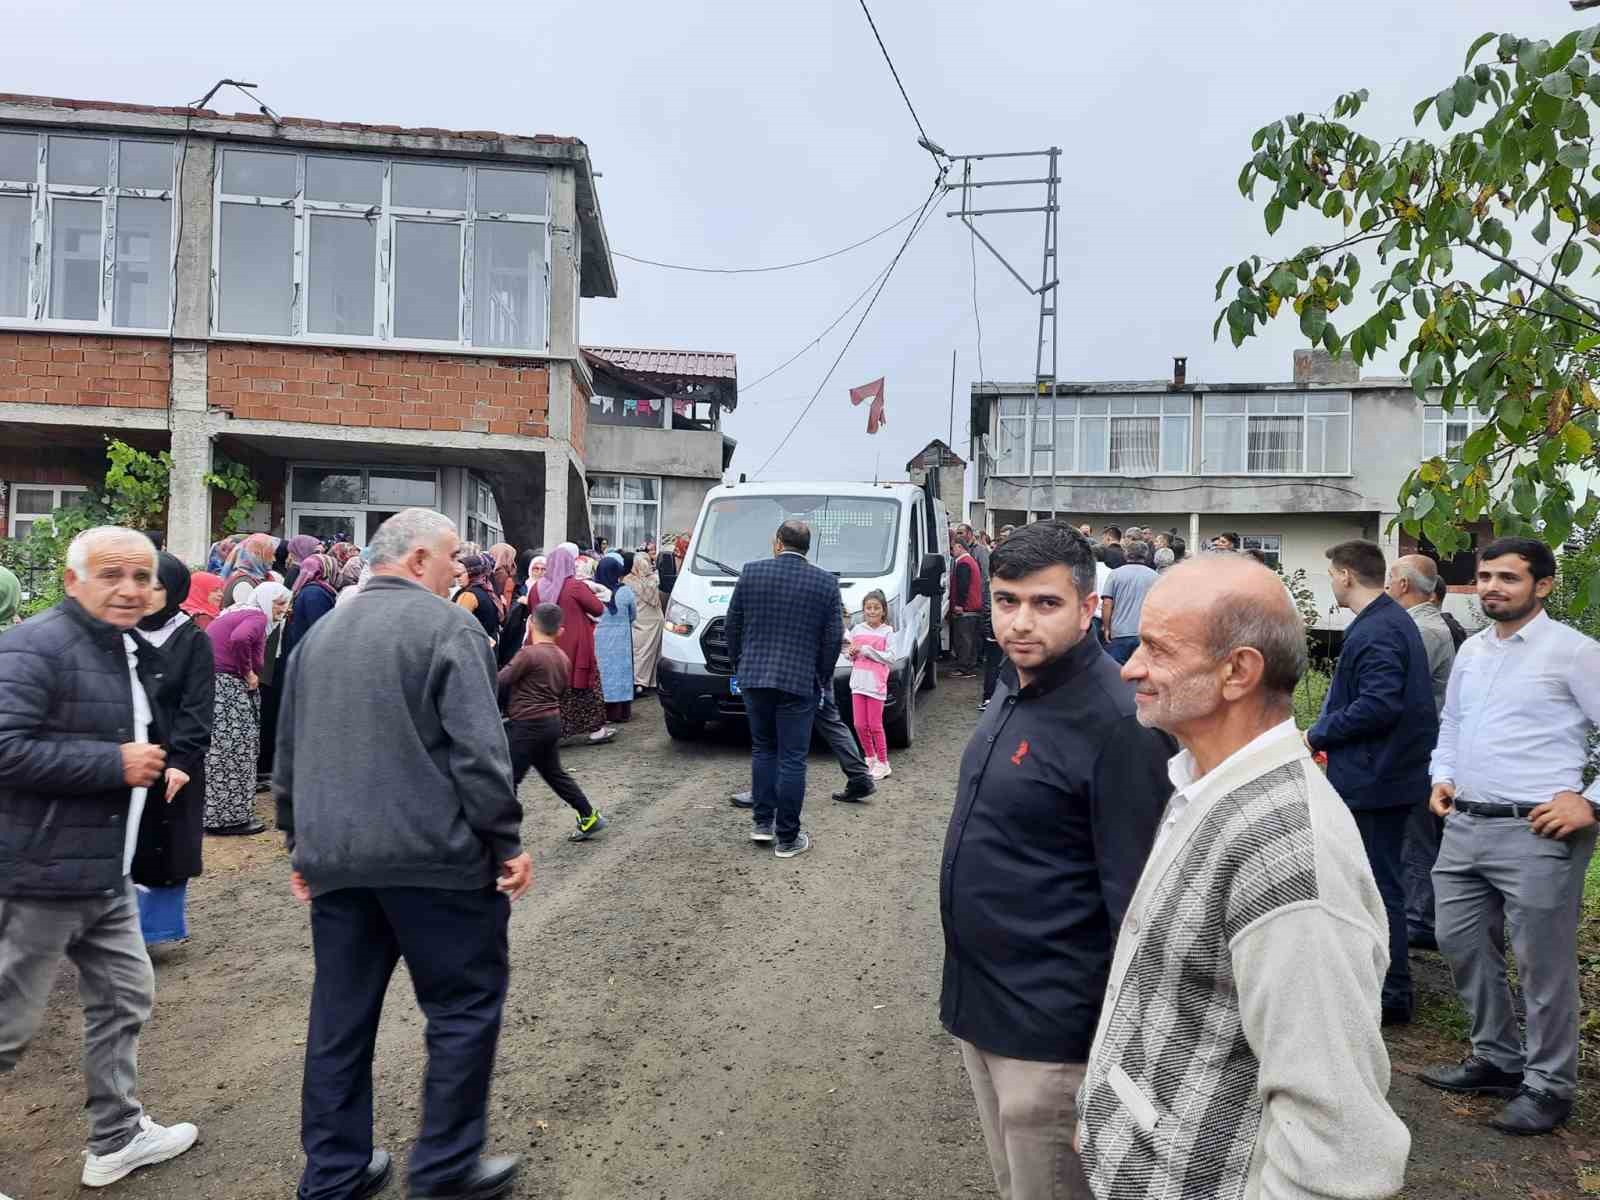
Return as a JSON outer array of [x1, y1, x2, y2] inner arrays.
[[1267, 266, 1297, 296], [1412, 95, 1433, 126], [1465, 31, 1495, 71], [1558, 141, 1590, 170], [1513, 477, 1537, 517], [1410, 352, 1439, 401], [1211, 310, 1226, 342], [1541, 71, 1574, 99], [1214, 265, 1233, 301], [1559, 243, 1583, 276], [1502, 394, 1527, 429], [1561, 421, 1595, 459], [1412, 491, 1436, 521], [1264, 198, 1284, 235], [1548, 30, 1580, 72], [1534, 209, 1553, 245], [1321, 323, 1341, 354], [1575, 571, 1600, 616], [1453, 75, 1476, 117], [1461, 423, 1498, 464], [1300, 303, 1328, 341], [1435, 88, 1455, 130], [1236, 260, 1255, 287], [1413, 290, 1431, 319]]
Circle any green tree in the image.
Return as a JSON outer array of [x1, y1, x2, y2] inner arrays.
[[1215, 25, 1600, 612]]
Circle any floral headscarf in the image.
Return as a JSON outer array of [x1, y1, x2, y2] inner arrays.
[[206, 537, 238, 576], [221, 533, 277, 602], [335, 555, 364, 590], [329, 541, 360, 569], [292, 553, 339, 598], [461, 553, 495, 590], [536, 547, 576, 605]]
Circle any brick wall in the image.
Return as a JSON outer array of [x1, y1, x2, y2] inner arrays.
[[207, 345, 551, 436], [569, 367, 588, 459], [0, 333, 170, 409]]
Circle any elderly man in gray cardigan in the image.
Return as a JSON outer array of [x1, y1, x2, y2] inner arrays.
[[1078, 555, 1409, 1200]]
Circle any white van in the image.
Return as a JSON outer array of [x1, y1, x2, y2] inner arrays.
[[657, 480, 950, 747]]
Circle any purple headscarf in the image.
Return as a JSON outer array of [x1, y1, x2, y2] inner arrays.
[[536, 547, 576, 606], [291, 553, 338, 597], [286, 534, 322, 563]]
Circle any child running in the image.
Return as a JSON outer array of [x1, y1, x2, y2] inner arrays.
[[497, 602, 610, 840], [845, 589, 895, 780]]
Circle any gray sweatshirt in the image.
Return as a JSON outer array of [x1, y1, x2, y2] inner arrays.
[[274, 574, 523, 897]]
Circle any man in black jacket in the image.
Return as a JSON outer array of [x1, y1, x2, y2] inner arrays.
[[0, 526, 199, 1189], [940, 521, 1172, 1200]]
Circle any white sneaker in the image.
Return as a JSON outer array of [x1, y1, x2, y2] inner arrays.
[[82, 1115, 198, 1187], [879, 761, 892, 778]]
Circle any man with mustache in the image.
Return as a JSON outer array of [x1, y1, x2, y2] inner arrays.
[[1078, 553, 1407, 1200], [1420, 537, 1600, 1135], [939, 520, 1172, 1200]]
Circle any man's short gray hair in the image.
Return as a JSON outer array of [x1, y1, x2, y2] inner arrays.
[[367, 508, 456, 568], [66, 526, 156, 576], [1125, 540, 1151, 564], [1396, 562, 1434, 597], [1203, 581, 1307, 700]]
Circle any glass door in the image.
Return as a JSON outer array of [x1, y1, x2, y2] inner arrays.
[[294, 509, 360, 546], [362, 511, 400, 542]]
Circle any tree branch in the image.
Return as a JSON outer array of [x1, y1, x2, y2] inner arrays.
[[1464, 237, 1600, 326]]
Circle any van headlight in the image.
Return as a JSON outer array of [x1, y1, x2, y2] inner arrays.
[[665, 599, 700, 636]]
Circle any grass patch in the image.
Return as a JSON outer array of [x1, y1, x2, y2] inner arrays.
[[1414, 987, 1472, 1042], [1293, 668, 1330, 732]]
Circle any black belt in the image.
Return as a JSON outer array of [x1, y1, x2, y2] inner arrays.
[[1453, 799, 1539, 818]]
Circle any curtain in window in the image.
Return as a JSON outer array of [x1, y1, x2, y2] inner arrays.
[[1247, 416, 1302, 472], [1109, 417, 1159, 474]]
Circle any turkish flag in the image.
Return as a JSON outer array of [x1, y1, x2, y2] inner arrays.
[[850, 377, 887, 435]]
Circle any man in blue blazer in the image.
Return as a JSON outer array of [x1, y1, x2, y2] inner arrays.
[[725, 520, 844, 859], [1308, 539, 1440, 1024]]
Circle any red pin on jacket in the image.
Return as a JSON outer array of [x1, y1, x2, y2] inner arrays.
[[850, 377, 887, 434]]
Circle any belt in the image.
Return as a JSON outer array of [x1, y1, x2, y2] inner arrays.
[[1453, 799, 1540, 818]]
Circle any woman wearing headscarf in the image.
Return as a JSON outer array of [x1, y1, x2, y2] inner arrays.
[[283, 552, 339, 658], [220, 532, 277, 609], [180, 571, 224, 631], [206, 536, 238, 577], [537, 546, 613, 744], [328, 541, 360, 572], [497, 554, 544, 668], [0, 563, 19, 627], [625, 552, 664, 694], [281, 533, 321, 591], [658, 534, 688, 599], [592, 554, 637, 724], [454, 551, 502, 646], [132, 554, 214, 945], [202, 583, 287, 835]]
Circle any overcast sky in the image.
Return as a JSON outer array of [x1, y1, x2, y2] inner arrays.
[[5, 1, 1581, 483]]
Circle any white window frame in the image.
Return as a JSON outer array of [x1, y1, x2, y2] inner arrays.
[[465, 472, 503, 548], [0, 129, 177, 333], [587, 473, 661, 550], [211, 147, 551, 356], [1237, 533, 1283, 570], [5, 482, 91, 538], [284, 462, 440, 543], [1422, 402, 1491, 461], [992, 394, 1191, 477], [1200, 392, 1353, 475]]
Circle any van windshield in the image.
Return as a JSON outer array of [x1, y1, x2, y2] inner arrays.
[[692, 495, 901, 578]]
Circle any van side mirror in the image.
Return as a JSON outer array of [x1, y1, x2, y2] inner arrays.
[[911, 552, 945, 599]]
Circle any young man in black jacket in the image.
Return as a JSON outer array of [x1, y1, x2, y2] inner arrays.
[[940, 521, 1173, 1200]]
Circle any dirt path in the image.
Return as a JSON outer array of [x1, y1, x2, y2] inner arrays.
[[1, 678, 1593, 1198]]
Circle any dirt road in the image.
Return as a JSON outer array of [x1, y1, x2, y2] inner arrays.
[[2, 677, 1593, 1198]]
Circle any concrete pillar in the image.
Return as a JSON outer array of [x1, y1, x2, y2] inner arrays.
[[546, 171, 578, 362], [173, 139, 215, 341], [543, 445, 570, 550], [166, 342, 212, 564], [1188, 511, 1201, 551]]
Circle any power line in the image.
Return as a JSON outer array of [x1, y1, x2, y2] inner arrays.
[[969, 224, 986, 394], [739, 258, 898, 399], [749, 173, 946, 479], [856, 0, 941, 162], [613, 202, 923, 275]]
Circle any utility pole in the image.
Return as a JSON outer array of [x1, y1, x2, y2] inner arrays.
[[946, 148, 1061, 522], [947, 348, 957, 448]]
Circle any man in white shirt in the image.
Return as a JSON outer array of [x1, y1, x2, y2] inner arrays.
[[1421, 537, 1600, 1136]]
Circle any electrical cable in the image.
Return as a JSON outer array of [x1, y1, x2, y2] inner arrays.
[[748, 173, 946, 479], [856, 0, 938, 159], [969, 224, 985, 396], [739, 258, 898, 400], [613, 202, 923, 275]]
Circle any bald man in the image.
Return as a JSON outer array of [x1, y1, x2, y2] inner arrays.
[[1078, 557, 1408, 1200], [1385, 553, 1457, 953]]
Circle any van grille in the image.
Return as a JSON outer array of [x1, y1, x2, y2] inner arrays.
[[701, 617, 734, 674]]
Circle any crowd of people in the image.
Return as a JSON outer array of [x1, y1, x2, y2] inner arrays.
[[2, 503, 1598, 1200]]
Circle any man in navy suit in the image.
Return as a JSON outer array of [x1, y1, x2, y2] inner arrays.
[[725, 519, 844, 859], [1307, 538, 1439, 1026]]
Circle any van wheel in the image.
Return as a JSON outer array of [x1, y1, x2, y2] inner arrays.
[[664, 712, 704, 742], [887, 671, 917, 748]]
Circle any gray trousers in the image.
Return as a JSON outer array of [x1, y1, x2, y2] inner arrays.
[[0, 878, 153, 1153], [1403, 803, 1443, 937], [958, 1039, 1091, 1200], [1432, 812, 1598, 1099]]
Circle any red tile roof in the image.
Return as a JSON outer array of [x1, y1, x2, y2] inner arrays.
[[583, 346, 738, 382]]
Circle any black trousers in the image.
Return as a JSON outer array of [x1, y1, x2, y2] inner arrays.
[[980, 639, 1005, 702], [299, 886, 510, 1200], [1352, 805, 1413, 1012], [507, 715, 593, 818]]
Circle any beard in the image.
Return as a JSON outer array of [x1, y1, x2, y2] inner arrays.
[[1135, 669, 1221, 731], [1481, 592, 1539, 623]]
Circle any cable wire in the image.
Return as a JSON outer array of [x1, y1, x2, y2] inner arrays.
[[739, 258, 898, 400], [856, 0, 939, 158], [749, 174, 946, 479], [613, 203, 923, 275]]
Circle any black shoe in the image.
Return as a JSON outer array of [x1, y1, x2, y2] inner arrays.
[[730, 791, 754, 808], [207, 820, 267, 836], [1408, 929, 1439, 952], [1381, 1005, 1412, 1027], [1418, 1055, 1523, 1097], [832, 780, 876, 803], [1489, 1086, 1572, 1136], [360, 1149, 393, 1199], [409, 1154, 520, 1200]]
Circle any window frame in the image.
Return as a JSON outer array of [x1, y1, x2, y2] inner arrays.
[[1422, 401, 1491, 461], [5, 482, 91, 539], [210, 146, 551, 356], [465, 472, 503, 548], [991, 394, 1191, 477], [1236, 532, 1283, 571], [587, 472, 661, 551], [1199, 392, 1354, 476], [0, 129, 178, 334]]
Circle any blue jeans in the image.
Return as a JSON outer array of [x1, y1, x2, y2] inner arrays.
[[744, 687, 817, 843], [1106, 635, 1140, 665]]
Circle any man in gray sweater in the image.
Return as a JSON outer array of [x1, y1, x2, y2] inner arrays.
[[275, 508, 530, 1200]]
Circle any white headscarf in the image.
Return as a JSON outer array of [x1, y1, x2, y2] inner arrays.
[[250, 581, 291, 628], [221, 577, 257, 612]]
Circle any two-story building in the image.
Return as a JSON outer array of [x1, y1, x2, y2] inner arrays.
[[0, 91, 619, 560], [970, 349, 1490, 627]]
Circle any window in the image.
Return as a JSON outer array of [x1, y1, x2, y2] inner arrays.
[[1201, 392, 1351, 474], [588, 474, 660, 552], [1238, 533, 1282, 570], [0, 131, 174, 331], [214, 147, 549, 352], [1422, 402, 1491, 460], [465, 474, 503, 548], [692, 493, 900, 578], [5, 483, 90, 539], [991, 394, 1190, 476]]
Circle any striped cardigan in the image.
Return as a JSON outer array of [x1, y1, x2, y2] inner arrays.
[[1078, 721, 1409, 1200]]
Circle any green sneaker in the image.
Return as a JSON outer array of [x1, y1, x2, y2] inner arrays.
[[570, 811, 609, 842]]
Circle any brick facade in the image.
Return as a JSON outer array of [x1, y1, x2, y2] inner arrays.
[[0, 332, 170, 409], [206, 345, 551, 436]]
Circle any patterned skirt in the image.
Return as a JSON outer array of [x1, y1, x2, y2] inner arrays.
[[560, 684, 607, 738], [204, 673, 260, 830]]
